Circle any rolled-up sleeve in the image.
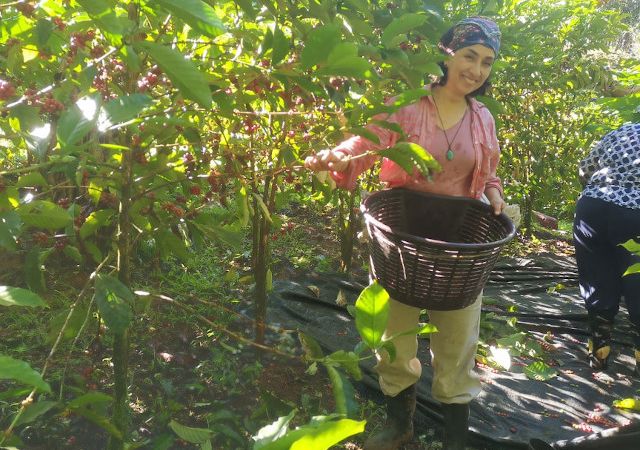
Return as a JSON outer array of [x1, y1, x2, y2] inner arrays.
[[330, 111, 402, 190], [483, 114, 503, 197]]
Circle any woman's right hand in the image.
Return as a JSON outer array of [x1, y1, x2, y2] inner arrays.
[[304, 149, 350, 172]]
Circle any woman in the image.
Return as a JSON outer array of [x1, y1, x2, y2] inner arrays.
[[305, 17, 504, 450], [573, 122, 640, 376]]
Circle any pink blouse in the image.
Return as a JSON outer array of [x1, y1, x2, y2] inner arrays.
[[329, 86, 503, 199]]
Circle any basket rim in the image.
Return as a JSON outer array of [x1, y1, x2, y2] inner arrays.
[[361, 188, 516, 251]]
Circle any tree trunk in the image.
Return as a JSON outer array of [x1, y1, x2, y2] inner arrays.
[[107, 139, 133, 450], [339, 190, 358, 272], [252, 177, 272, 346]]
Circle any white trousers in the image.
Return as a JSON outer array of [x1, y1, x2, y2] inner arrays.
[[374, 292, 483, 405], [373, 193, 492, 404]]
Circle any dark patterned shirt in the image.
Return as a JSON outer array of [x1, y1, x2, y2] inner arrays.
[[579, 123, 640, 209]]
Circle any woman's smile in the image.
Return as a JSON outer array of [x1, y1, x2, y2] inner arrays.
[[445, 44, 495, 96]]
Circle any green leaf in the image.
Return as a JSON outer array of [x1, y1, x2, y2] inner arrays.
[[0, 355, 51, 392], [77, 0, 123, 36], [254, 412, 364, 450], [57, 105, 95, 147], [35, 18, 54, 48], [94, 274, 133, 333], [381, 13, 427, 47], [84, 241, 103, 264], [0, 286, 46, 308], [24, 248, 48, 293], [266, 268, 273, 293], [119, 45, 142, 72], [253, 410, 296, 449], [326, 350, 361, 381], [16, 172, 49, 188], [101, 94, 152, 128], [289, 417, 365, 450], [476, 95, 506, 117], [389, 88, 429, 109], [496, 332, 527, 348], [379, 142, 442, 179], [0, 211, 21, 251], [152, 0, 225, 38], [380, 340, 396, 363], [47, 305, 90, 344], [271, 26, 289, 65], [301, 24, 342, 69], [524, 361, 558, 381], [67, 392, 113, 410], [349, 127, 380, 145], [327, 42, 358, 61], [71, 406, 123, 439], [156, 229, 190, 262], [298, 332, 324, 361], [612, 398, 640, 411], [620, 239, 640, 254], [17, 200, 72, 230], [355, 281, 389, 350], [190, 221, 243, 249], [386, 323, 438, 341], [98, 143, 129, 151], [236, 186, 250, 227], [169, 420, 213, 444], [624, 263, 640, 276], [14, 400, 58, 427], [316, 56, 374, 80], [325, 366, 358, 418], [234, 0, 256, 18], [63, 245, 83, 263], [79, 209, 115, 239], [135, 41, 212, 108], [416, 323, 438, 335]]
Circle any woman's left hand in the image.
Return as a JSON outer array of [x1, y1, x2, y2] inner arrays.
[[485, 188, 505, 215]]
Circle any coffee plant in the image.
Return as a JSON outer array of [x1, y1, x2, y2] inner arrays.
[[0, 0, 638, 448]]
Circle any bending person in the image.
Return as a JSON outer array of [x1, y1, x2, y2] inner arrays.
[[573, 122, 640, 376]]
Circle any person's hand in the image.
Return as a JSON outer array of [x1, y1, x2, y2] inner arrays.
[[304, 149, 350, 173], [485, 187, 505, 215]]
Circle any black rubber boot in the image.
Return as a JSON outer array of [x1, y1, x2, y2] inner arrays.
[[442, 403, 470, 450], [363, 385, 416, 450], [587, 312, 614, 370]]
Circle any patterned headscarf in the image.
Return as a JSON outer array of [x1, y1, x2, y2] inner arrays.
[[439, 17, 501, 57]]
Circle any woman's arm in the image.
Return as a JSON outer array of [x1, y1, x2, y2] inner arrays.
[[305, 109, 404, 190], [483, 113, 505, 214], [484, 186, 505, 215]]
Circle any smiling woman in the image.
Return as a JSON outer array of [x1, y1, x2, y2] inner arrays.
[[304, 16, 507, 450]]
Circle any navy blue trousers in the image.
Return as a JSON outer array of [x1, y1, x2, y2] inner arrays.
[[573, 196, 640, 335]]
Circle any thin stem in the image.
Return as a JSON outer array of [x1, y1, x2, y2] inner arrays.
[[153, 294, 299, 360], [0, 256, 111, 446]]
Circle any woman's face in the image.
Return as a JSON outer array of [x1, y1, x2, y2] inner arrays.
[[445, 44, 495, 96]]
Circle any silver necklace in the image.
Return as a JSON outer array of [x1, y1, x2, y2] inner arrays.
[[433, 99, 467, 161]]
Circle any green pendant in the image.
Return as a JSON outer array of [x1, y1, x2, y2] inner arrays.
[[446, 148, 454, 161]]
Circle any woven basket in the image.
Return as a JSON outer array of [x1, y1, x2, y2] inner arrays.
[[361, 188, 516, 310]]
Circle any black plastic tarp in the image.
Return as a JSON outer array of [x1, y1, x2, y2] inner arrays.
[[266, 253, 640, 449]]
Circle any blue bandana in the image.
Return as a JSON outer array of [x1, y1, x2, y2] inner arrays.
[[439, 17, 501, 57]]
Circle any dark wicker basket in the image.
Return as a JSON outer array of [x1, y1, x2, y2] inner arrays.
[[361, 188, 516, 310]]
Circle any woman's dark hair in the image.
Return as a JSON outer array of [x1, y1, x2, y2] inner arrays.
[[435, 61, 491, 98]]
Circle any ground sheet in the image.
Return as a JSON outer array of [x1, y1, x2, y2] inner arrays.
[[266, 253, 640, 449]]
